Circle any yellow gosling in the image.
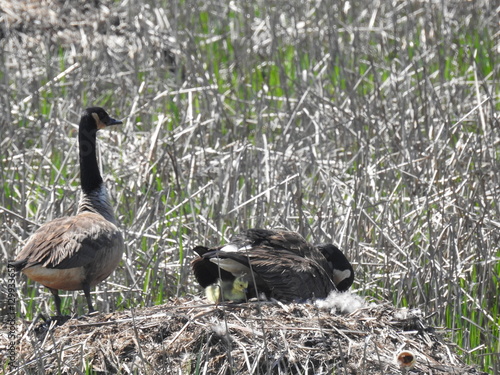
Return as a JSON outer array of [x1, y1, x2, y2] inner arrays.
[[205, 277, 248, 303]]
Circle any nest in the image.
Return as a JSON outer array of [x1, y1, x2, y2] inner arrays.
[[2, 295, 483, 374]]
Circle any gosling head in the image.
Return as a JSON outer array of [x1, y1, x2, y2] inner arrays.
[[233, 277, 249, 293]]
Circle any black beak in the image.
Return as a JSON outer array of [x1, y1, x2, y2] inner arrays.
[[107, 117, 123, 126]]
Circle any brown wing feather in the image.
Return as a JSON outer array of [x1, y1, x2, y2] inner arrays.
[[230, 229, 333, 278], [15, 212, 120, 270], [246, 250, 336, 301]]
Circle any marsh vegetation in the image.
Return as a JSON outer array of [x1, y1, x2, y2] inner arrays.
[[0, 0, 498, 373]]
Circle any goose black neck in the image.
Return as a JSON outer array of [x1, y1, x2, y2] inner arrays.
[[79, 116, 103, 194]]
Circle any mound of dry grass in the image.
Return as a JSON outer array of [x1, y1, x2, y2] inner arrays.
[[3, 296, 484, 375]]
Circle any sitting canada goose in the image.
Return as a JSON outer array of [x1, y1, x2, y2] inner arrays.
[[205, 277, 248, 303], [191, 229, 354, 302], [9, 107, 124, 316]]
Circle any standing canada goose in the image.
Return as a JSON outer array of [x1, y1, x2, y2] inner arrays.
[[191, 229, 354, 302], [9, 107, 124, 316], [205, 277, 248, 303]]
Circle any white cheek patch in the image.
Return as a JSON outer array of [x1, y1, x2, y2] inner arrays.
[[92, 112, 106, 129], [332, 269, 352, 285], [209, 258, 250, 276]]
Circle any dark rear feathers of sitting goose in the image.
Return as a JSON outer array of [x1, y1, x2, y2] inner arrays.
[[9, 107, 124, 316], [191, 229, 354, 302]]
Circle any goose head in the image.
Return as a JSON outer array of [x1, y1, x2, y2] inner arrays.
[[84, 107, 123, 130], [316, 243, 354, 292]]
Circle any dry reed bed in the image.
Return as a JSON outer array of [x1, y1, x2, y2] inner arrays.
[[1, 0, 498, 372], [3, 297, 483, 374]]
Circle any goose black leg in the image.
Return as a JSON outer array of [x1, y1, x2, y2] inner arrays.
[[48, 287, 62, 316], [83, 282, 95, 314]]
